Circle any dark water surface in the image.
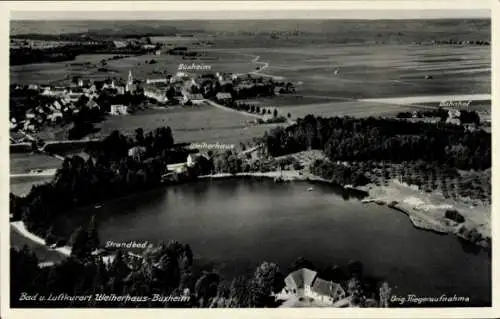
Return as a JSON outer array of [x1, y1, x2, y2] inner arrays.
[[84, 178, 491, 306]]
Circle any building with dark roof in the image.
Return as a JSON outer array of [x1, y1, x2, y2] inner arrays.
[[276, 268, 347, 307]]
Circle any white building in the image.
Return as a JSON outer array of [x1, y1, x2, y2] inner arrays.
[[110, 105, 129, 115], [275, 268, 347, 306], [48, 112, 63, 123], [216, 92, 232, 103], [144, 87, 168, 103], [128, 146, 146, 161], [146, 78, 169, 85]]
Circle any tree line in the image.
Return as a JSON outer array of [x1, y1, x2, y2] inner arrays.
[[11, 238, 386, 308], [262, 115, 490, 171]]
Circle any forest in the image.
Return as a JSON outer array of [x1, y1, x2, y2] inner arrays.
[[262, 115, 491, 171]]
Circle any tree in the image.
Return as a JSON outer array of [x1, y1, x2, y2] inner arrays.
[[195, 272, 220, 307], [69, 226, 90, 260], [379, 282, 391, 307], [273, 109, 278, 118], [287, 112, 291, 118], [249, 261, 284, 307], [87, 215, 100, 252], [289, 257, 315, 272]]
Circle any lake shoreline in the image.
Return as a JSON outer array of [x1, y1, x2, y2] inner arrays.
[[11, 169, 490, 262], [199, 171, 490, 248]]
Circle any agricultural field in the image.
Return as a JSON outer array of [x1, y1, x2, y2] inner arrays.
[[10, 175, 53, 196], [89, 105, 276, 146], [282, 101, 416, 120], [212, 44, 490, 100], [10, 153, 63, 174]]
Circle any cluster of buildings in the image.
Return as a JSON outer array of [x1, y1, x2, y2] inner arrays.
[[10, 71, 139, 133]]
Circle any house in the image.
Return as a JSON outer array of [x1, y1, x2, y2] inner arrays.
[[86, 99, 100, 110], [216, 92, 232, 104], [275, 268, 347, 306], [146, 78, 169, 85], [142, 44, 157, 50], [68, 93, 84, 102], [28, 84, 39, 90], [274, 87, 285, 95], [144, 86, 168, 103], [78, 79, 92, 87], [48, 112, 63, 123], [103, 79, 116, 90], [182, 93, 205, 105], [42, 86, 67, 97], [53, 100, 62, 110], [113, 40, 128, 48], [446, 109, 462, 125], [166, 162, 188, 174], [25, 111, 36, 119], [116, 86, 126, 95], [187, 153, 210, 167], [128, 146, 146, 161], [110, 105, 129, 115]]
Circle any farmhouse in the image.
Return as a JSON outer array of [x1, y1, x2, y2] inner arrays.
[[446, 109, 462, 125], [42, 86, 67, 97], [144, 86, 169, 103], [216, 92, 232, 104], [274, 268, 347, 306], [113, 40, 127, 49], [110, 105, 129, 116], [182, 93, 205, 105], [146, 78, 169, 85], [48, 111, 63, 123]]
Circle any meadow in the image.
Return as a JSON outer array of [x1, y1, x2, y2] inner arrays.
[[89, 105, 275, 146], [10, 153, 63, 174], [215, 44, 490, 100]]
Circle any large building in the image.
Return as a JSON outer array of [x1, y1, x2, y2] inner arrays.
[[144, 86, 169, 103], [110, 104, 129, 116], [274, 268, 347, 307]]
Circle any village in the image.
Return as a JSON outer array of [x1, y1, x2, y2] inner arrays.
[[10, 62, 296, 138]]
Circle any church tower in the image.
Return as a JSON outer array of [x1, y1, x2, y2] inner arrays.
[[126, 70, 134, 93]]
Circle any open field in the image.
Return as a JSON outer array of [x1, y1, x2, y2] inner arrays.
[[207, 44, 489, 99], [10, 176, 53, 196], [284, 101, 417, 119], [10, 153, 62, 174], [89, 105, 276, 145]]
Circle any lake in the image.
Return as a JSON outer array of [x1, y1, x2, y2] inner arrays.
[[76, 178, 491, 306]]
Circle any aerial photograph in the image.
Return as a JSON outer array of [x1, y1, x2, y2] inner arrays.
[[9, 8, 491, 309]]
